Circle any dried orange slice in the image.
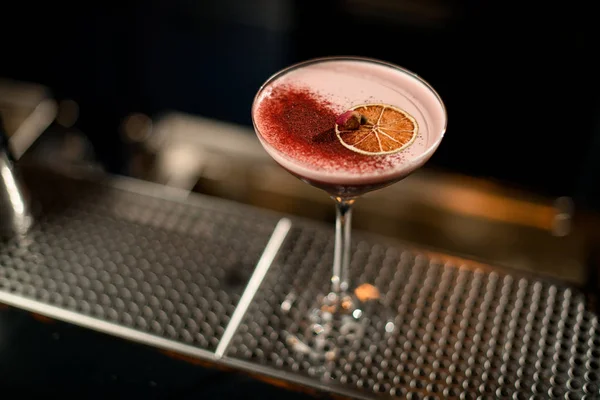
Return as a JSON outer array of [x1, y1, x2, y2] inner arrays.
[[334, 104, 418, 155]]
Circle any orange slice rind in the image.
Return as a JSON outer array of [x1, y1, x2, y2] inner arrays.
[[334, 104, 418, 156]]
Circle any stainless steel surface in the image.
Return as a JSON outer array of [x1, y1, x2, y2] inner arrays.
[[0, 152, 33, 236], [0, 167, 279, 353], [227, 223, 600, 399], [0, 166, 598, 399], [215, 218, 292, 358], [0, 79, 56, 237]]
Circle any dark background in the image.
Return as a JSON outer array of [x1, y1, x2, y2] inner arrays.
[[0, 306, 314, 399], [1, 0, 598, 206]]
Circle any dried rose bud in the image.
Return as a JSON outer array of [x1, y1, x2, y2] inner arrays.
[[336, 110, 362, 130]]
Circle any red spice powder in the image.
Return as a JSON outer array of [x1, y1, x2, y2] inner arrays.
[[255, 84, 401, 173], [257, 84, 338, 141]]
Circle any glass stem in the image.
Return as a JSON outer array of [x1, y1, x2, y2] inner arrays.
[[331, 197, 355, 296]]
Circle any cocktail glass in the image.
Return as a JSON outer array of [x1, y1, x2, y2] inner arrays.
[[251, 56, 447, 358]]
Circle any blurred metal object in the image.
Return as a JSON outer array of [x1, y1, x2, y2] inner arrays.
[[553, 196, 575, 237], [0, 116, 32, 237], [0, 166, 597, 399], [121, 112, 153, 143], [146, 114, 265, 193], [0, 151, 32, 236], [55, 99, 79, 128], [0, 78, 57, 160], [0, 79, 56, 238]]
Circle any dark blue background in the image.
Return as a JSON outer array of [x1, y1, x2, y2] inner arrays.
[[1, 0, 598, 205]]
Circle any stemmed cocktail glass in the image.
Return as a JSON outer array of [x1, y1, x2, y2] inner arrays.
[[251, 57, 447, 358]]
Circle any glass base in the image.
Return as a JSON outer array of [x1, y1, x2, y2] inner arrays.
[[281, 284, 396, 361]]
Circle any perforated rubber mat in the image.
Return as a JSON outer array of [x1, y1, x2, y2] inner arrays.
[[0, 169, 278, 352], [228, 224, 600, 399], [0, 167, 598, 399]]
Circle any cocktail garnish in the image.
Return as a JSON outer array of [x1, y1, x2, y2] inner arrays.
[[335, 110, 363, 130], [334, 104, 418, 156]]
